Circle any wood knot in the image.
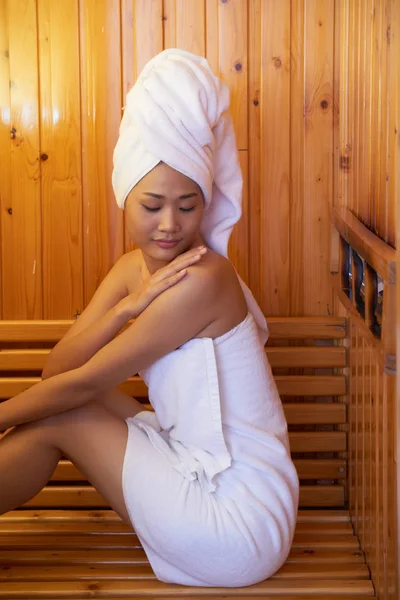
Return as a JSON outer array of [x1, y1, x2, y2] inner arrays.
[[7, 208, 12, 215], [253, 99, 259, 106], [273, 57, 282, 69], [340, 155, 350, 172], [234, 62, 242, 71], [40, 153, 49, 161], [320, 100, 329, 110]]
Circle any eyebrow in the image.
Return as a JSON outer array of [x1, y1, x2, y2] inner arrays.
[[142, 192, 198, 200]]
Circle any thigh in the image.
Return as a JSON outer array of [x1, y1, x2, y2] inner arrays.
[[97, 388, 145, 421], [38, 402, 132, 522]]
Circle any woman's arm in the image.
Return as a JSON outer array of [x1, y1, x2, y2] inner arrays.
[[42, 247, 206, 380], [42, 252, 135, 379], [0, 263, 219, 431]]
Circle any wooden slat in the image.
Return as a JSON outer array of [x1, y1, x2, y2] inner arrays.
[[0, 376, 346, 399], [39, 0, 84, 319], [0, 347, 347, 371], [2, 509, 351, 524], [332, 207, 396, 283], [267, 346, 347, 368], [0, 521, 353, 536], [284, 403, 346, 425], [290, 432, 347, 453], [300, 485, 345, 508], [0, 562, 370, 582], [0, 546, 366, 565], [294, 459, 346, 480], [0, 579, 375, 598], [267, 317, 346, 339], [79, 0, 124, 305], [0, 317, 347, 342], [1, 1, 43, 321], [259, 0, 291, 316], [274, 376, 346, 396], [0, 531, 358, 550], [21, 484, 345, 509]]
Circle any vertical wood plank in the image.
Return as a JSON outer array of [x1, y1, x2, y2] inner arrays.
[[290, 0, 305, 316], [38, 0, 82, 318], [176, 0, 205, 55], [387, 0, 398, 248], [349, 320, 356, 516], [218, 0, 247, 150], [79, 0, 124, 306], [377, 0, 389, 243], [260, 0, 290, 316], [303, 0, 334, 316], [347, 0, 355, 216], [248, 0, 262, 308], [135, 0, 163, 78], [205, 0, 218, 74], [163, 0, 176, 49], [0, 0, 9, 319], [228, 150, 248, 284], [393, 0, 400, 592], [2, 0, 42, 319]]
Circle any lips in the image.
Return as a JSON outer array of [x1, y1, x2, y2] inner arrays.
[[153, 239, 181, 249]]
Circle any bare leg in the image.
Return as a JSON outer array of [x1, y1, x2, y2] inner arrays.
[[0, 392, 145, 521]]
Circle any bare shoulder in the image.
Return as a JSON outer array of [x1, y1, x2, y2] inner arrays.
[[187, 249, 248, 338]]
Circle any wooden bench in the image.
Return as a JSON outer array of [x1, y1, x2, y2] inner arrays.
[[0, 317, 376, 599]]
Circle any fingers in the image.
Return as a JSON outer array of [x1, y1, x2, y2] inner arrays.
[[154, 245, 207, 283], [173, 245, 207, 269], [140, 269, 187, 309]]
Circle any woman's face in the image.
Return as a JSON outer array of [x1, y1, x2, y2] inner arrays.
[[125, 162, 205, 272]]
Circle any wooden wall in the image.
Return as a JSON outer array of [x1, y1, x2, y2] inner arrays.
[[0, 0, 339, 320], [333, 1, 399, 599]]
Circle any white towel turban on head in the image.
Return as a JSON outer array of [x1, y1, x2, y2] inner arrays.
[[112, 48, 268, 344]]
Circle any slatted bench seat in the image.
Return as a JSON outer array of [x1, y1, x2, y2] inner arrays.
[[0, 317, 376, 599]]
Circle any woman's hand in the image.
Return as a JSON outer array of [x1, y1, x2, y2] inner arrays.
[[117, 245, 208, 318]]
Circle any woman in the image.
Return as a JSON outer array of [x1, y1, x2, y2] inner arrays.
[[0, 50, 299, 587]]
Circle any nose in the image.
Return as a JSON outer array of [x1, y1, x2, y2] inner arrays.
[[157, 208, 180, 233]]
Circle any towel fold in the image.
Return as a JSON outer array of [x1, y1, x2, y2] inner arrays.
[[112, 48, 268, 344]]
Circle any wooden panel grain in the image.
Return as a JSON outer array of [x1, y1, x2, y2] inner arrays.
[[247, 0, 262, 308], [38, 0, 83, 318], [218, 0, 247, 150], [2, 0, 42, 320], [79, 0, 124, 306], [175, 0, 205, 56], [205, 0, 218, 74], [387, 0, 399, 248], [228, 150, 249, 283], [290, 0, 305, 316], [303, 0, 334, 316], [394, 0, 400, 594], [335, 0, 350, 211], [260, 0, 290, 316], [0, 0, 9, 319]]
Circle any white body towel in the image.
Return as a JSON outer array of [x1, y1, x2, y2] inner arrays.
[[122, 312, 299, 587]]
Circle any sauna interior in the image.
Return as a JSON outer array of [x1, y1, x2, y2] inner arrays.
[[0, 1, 399, 599]]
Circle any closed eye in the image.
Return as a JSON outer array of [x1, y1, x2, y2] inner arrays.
[[142, 205, 196, 213]]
